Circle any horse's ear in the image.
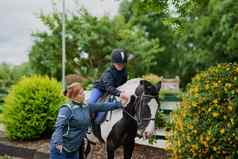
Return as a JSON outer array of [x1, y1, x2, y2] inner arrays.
[[155, 81, 161, 92], [140, 80, 146, 85], [140, 80, 150, 86]]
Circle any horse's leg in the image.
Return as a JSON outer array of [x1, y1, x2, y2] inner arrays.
[[107, 145, 115, 159], [107, 147, 115, 159], [123, 139, 135, 159], [106, 139, 117, 159], [83, 138, 91, 159]]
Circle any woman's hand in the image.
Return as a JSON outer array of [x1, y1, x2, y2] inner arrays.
[[119, 92, 129, 104], [56, 144, 63, 153]]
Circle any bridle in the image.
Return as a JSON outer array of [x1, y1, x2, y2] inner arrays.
[[122, 92, 159, 125]]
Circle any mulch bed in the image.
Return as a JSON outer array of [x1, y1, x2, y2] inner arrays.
[[0, 125, 50, 159]]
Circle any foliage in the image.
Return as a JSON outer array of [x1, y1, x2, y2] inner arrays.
[[155, 111, 167, 129], [142, 74, 161, 85], [28, 0, 238, 89], [3, 75, 65, 140], [0, 63, 15, 89], [0, 63, 32, 89], [119, 0, 175, 77], [169, 63, 238, 158], [0, 114, 3, 123], [29, 7, 162, 82], [0, 106, 3, 113], [0, 88, 7, 113], [0, 63, 32, 112], [171, 0, 238, 87]]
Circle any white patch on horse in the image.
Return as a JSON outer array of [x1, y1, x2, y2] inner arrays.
[[143, 98, 158, 138], [117, 78, 141, 96], [100, 79, 143, 141], [86, 109, 123, 143]]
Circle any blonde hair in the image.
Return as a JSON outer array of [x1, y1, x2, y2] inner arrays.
[[65, 82, 84, 102]]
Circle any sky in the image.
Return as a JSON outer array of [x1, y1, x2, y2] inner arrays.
[[0, 0, 120, 65]]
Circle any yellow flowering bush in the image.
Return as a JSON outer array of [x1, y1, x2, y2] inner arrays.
[[169, 63, 238, 158], [142, 74, 161, 85]]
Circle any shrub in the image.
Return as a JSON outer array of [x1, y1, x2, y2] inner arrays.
[[3, 75, 65, 140], [0, 105, 3, 113], [169, 63, 238, 158], [155, 111, 167, 128], [0, 88, 8, 113], [142, 74, 161, 85]]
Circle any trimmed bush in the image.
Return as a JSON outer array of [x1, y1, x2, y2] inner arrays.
[[3, 75, 65, 140], [169, 63, 238, 158]]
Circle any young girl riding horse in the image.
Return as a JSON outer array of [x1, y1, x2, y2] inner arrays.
[[88, 48, 130, 124]]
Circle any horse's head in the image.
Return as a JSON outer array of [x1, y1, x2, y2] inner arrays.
[[135, 80, 161, 97], [135, 80, 161, 139]]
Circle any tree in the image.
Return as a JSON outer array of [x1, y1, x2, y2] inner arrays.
[[171, 0, 238, 87], [0, 63, 32, 110], [0, 63, 32, 90], [29, 7, 162, 82], [119, 0, 176, 76]]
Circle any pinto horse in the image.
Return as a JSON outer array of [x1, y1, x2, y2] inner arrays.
[[85, 78, 161, 159]]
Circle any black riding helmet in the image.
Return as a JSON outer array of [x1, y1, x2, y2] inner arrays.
[[111, 49, 128, 64]]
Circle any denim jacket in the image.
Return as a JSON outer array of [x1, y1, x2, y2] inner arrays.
[[50, 101, 122, 152]]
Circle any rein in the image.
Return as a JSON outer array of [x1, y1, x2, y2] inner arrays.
[[122, 93, 158, 125]]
